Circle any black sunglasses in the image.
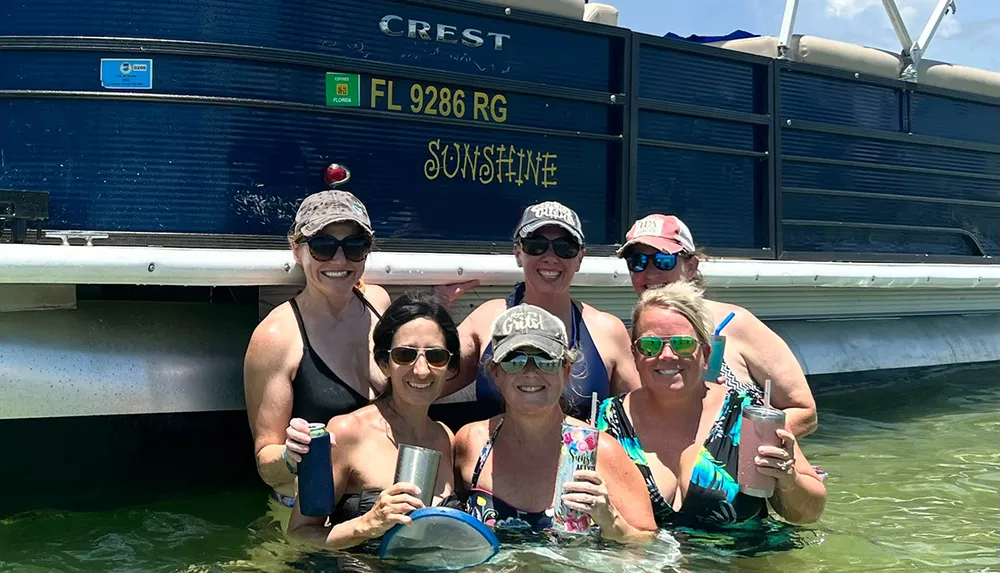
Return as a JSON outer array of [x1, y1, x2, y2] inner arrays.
[[300, 234, 372, 262], [625, 251, 683, 273], [389, 346, 452, 368], [519, 235, 581, 259]]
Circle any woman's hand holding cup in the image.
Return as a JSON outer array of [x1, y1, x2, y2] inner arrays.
[[754, 428, 798, 491]]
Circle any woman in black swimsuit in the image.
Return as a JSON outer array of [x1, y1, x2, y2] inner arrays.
[[453, 303, 657, 543], [244, 179, 393, 526], [287, 290, 463, 550], [595, 281, 827, 530]]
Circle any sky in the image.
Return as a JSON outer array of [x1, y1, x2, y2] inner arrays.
[[614, 0, 1000, 72]]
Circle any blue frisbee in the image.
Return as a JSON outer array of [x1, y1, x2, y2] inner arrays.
[[377, 507, 500, 570]]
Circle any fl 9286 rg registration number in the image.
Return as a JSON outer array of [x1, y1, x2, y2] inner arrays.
[[370, 77, 508, 124]]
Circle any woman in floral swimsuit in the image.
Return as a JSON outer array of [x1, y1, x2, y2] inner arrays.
[[452, 303, 657, 543]]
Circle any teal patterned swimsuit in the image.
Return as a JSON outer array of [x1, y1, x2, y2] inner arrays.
[[596, 389, 767, 528]]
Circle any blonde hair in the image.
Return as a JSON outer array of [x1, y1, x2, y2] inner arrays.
[[631, 281, 713, 348]]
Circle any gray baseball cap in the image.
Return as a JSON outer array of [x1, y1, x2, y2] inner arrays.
[[514, 201, 585, 245], [491, 304, 569, 362], [292, 190, 373, 238]]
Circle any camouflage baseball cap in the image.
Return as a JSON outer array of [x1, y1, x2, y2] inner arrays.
[[514, 201, 585, 245], [293, 190, 373, 238], [491, 304, 569, 362]]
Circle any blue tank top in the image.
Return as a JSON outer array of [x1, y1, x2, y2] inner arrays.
[[474, 283, 611, 420]]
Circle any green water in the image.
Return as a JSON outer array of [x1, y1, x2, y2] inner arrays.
[[2, 365, 998, 573]]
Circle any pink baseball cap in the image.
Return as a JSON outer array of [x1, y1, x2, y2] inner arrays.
[[616, 214, 696, 257]]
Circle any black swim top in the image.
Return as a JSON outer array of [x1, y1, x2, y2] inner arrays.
[[288, 286, 382, 424], [595, 389, 768, 529], [333, 489, 463, 524], [465, 419, 556, 533], [474, 282, 610, 420]]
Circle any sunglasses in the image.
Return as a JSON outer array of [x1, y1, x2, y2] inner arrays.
[[389, 346, 452, 368], [519, 235, 581, 259], [633, 335, 700, 357], [624, 251, 680, 273], [301, 234, 372, 262], [498, 352, 563, 374]]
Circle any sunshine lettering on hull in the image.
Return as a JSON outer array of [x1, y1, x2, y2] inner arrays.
[[423, 139, 558, 188]]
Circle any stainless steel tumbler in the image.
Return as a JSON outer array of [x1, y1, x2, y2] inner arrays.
[[737, 405, 787, 498], [393, 444, 441, 506]]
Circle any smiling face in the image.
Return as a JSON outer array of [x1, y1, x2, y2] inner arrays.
[[631, 306, 710, 393], [491, 347, 570, 416], [625, 244, 699, 295], [291, 221, 370, 297], [384, 317, 450, 407], [514, 225, 584, 296]]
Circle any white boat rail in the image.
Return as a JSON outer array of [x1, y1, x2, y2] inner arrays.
[[0, 244, 998, 289]]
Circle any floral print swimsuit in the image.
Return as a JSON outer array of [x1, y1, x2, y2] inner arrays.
[[465, 419, 556, 533]]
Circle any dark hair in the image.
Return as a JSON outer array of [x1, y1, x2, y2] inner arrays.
[[372, 290, 461, 398]]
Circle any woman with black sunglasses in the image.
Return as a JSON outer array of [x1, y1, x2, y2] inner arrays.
[[441, 201, 641, 426], [594, 281, 826, 529], [288, 290, 463, 550], [616, 214, 818, 440], [244, 185, 392, 529]]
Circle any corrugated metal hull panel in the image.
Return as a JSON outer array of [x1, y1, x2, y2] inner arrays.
[[633, 37, 770, 252], [781, 161, 999, 205], [782, 129, 999, 177], [2, 99, 617, 240], [780, 71, 902, 131], [1, 0, 616, 91], [777, 65, 1000, 259], [638, 45, 762, 113], [911, 92, 1000, 145], [635, 147, 765, 250], [1, 0, 625, 243]]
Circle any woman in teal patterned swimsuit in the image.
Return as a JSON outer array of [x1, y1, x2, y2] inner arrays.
[[596, 282, 826, 530]]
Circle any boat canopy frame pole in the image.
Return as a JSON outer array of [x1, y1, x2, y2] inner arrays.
[[776, 0, 800, 60], [776, 0, 958, 83], [898, 0, 957, 81], [882, 0, 914, 56]]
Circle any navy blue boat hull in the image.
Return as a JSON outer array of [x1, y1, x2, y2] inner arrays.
[[2, 0, 997, 260]]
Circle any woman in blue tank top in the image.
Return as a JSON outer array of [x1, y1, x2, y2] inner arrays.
[[440, 201, 640, 425]]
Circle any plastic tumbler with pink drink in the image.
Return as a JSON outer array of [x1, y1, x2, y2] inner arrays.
[[737, 379, 787, 498], [553, 423, 599, 533]]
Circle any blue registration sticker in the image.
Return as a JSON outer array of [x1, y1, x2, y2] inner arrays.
[[100, 59, 153, 89]]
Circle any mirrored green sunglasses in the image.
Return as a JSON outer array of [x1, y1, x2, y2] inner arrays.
[[498, 352, 563, 374], [633, 335, 699, 357]]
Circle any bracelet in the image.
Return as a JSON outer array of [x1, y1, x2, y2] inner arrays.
[[282, 446, 298, 476]]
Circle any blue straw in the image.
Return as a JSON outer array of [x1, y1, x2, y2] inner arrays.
[[714, 312, 736, 336]]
